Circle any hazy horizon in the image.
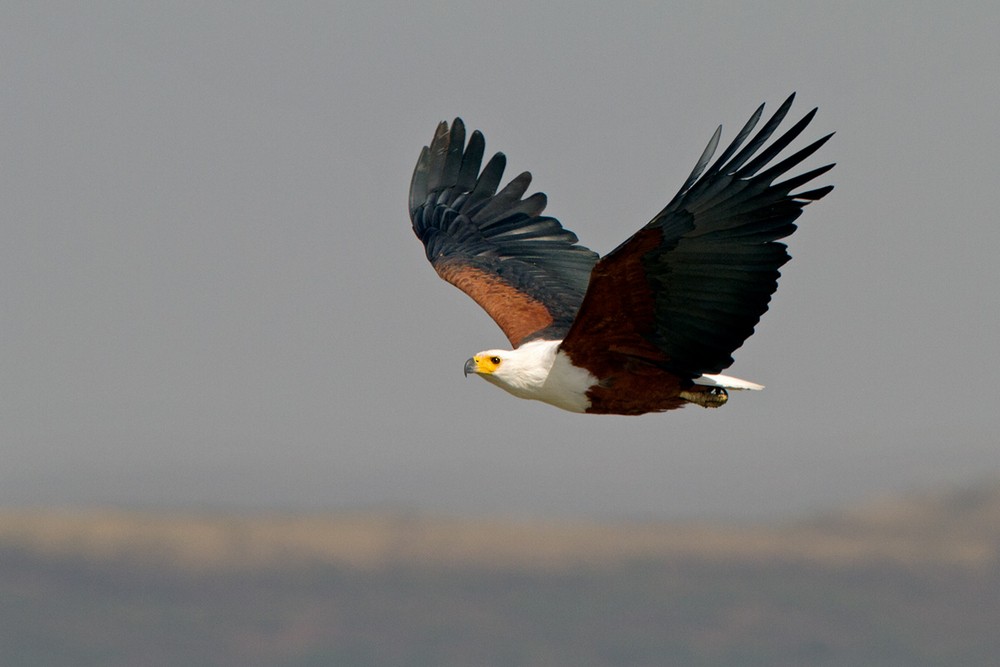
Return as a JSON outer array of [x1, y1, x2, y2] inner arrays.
[[3, 3, 998, 520]]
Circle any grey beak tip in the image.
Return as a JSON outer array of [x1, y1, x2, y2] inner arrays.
[[464, 358, 476, 377]]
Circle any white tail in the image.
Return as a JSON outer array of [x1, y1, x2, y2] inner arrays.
[[694, 373, 764, 391]]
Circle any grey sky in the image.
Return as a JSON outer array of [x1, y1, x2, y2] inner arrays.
[[2, 3, 997, 518]]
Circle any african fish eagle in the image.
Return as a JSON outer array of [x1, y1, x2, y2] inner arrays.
[[409, 95, 833, 415]]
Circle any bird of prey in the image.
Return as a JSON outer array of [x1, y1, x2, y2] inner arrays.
[[409, 95, 833, 415]]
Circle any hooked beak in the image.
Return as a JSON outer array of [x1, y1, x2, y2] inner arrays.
[[464, 357, 477, 377]]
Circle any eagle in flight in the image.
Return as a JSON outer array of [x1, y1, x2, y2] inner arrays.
[[409, 95, 833, 415]]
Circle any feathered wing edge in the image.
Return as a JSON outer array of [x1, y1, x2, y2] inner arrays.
[[409, 119, 600, 347], [563, 94, 835, 377], [654, 94, 834, 234]]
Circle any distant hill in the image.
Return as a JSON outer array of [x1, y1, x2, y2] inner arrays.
[[2, 481, 999, 666]]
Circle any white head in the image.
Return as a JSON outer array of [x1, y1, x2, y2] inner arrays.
[[463, 341, 559, 398]]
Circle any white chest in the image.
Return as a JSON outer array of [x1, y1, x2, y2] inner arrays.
[[536, 349, 597, 412], [481, 340, 596, 413]]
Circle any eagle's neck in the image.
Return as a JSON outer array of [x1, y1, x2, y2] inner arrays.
[[484, 340, 596, 413]]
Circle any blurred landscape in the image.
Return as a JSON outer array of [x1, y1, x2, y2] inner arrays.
[[3, 481, 1000, 667]]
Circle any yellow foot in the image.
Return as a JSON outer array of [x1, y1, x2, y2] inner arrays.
[[679, 387, 728, 408]]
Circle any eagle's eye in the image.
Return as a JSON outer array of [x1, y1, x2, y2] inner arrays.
[[489, 356, 501, 365]]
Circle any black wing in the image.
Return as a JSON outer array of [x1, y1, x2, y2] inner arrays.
[[410, 119, 599, 347], [563, 94, 834, 377]]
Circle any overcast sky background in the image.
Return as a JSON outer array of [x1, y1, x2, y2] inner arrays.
[[2, 3, 997, 519]]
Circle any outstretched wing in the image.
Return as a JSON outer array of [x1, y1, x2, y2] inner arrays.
[[561, 94, 834, 377], [410, 119, 599, 347]]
